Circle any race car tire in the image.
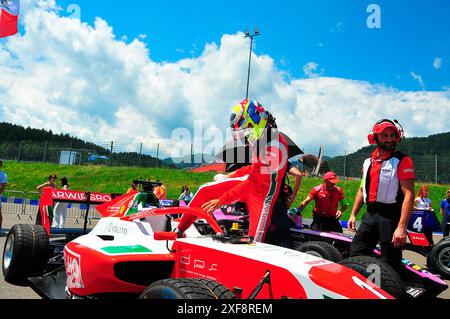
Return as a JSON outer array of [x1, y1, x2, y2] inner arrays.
[[139, 278, 217, 299], [30, 224, 51, 273], [427, 239, 450, 278], [296, 241, 343, 262], [2, 224, 50, 283], [191, 278, 236, 299], [339, 256, 406, 299]]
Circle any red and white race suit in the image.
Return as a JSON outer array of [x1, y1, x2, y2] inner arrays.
[[178, 131, 289, 242]]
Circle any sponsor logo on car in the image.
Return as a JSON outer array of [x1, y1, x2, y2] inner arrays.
[[65, 248, 85, 289]]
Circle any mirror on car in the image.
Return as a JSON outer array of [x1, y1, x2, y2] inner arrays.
[[154, 232, 177, 241]]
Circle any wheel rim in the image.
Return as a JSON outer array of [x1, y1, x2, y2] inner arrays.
[[3, 233, 14, 271], [438, 247, 450, 270]]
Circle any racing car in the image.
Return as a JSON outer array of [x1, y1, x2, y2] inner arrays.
[[2, 185, 397, 299], [289, 208, 450, 279], [209, 204, 448, 298]]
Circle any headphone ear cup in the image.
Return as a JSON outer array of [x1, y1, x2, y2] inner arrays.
[[368, 133, 377, 145]]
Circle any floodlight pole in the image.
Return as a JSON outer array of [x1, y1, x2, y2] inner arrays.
[[245, 29, 260, 100]]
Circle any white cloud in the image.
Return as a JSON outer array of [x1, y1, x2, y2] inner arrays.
[[303, 62, 324, 78], [433, 57, 442, 70], [0, 5, 449, 158], [410, 71, 426, 91]]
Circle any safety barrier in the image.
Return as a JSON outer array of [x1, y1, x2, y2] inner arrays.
[[23, 192, 40, 221], [1, 190, 103, 224], [1, 190, 27, 220]]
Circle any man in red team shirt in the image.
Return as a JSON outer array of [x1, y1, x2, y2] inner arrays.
[[348, 119, 415, 271], [298, 171, 348, 233]]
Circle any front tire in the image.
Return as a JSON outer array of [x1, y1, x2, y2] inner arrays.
[[339, 256, 406, 299], [139, 278, 217, 299], [427, 239, 450, 278], [2, 224, 50, 283], [191, 278, 236, 299], [296, 241, 343, 262]]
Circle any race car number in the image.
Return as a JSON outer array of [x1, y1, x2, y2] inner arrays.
[[413, 217, 423, 232]]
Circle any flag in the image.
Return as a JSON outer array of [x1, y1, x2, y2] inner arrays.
[[0, 0, 20, 38]]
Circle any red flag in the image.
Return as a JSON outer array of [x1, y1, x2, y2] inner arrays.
[[0, 0, 20, 38]]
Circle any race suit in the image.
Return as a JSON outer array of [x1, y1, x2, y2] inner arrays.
[[177, 130, 289, 242]]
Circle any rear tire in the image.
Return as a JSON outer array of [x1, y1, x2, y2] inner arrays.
[[139, 278, 217, 299], [296, 241, 343, 262], [339, 256, 406, 299], [427, 239, 450, 278], [2, 224, 50, 283]]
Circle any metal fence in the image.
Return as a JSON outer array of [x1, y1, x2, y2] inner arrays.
[[1, 191, 102, 224], [0, 140, 449, 184], [0, 140, 173, 168]]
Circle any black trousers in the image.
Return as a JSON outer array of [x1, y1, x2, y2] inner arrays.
[[350, 209, 402, 271], [310, 212, 343, 233], [265, 201, 294, 248], [443, 214, 450, 237]]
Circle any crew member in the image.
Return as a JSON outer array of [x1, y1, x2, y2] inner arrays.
[[348, 119, 415, 271]]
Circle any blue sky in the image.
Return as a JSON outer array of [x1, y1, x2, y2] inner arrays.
[[55, 0, 450, 91], [1, 0, 449, 156]]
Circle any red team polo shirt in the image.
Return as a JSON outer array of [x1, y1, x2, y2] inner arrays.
[[368, 149, 415, 202], [309, 184, 345, 218]]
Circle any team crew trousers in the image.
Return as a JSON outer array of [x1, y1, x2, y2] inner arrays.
[[350, 204, 402, 271], [442, 213, 450, 237], [310, 212, 343, 233]]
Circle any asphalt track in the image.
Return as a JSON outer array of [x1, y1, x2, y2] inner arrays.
[[0, 215, 449, 299]]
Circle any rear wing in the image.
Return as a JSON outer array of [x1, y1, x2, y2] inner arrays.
[[95, 192, 187, 219], [39, 188, 114, 235], [407, 209, 442, 234]]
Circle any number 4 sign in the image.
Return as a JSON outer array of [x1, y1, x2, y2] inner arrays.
[[413, 217, 423, 232]]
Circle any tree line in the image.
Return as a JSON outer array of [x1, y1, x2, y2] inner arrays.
[[328, 131, 450, 183], [0, 122, 175, 168]]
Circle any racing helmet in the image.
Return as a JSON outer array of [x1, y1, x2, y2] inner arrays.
[[229, 99, 268, 144], [367, 119, 404, 145]]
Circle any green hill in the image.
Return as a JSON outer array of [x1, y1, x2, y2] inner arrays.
[[328, 132, 450, 183]]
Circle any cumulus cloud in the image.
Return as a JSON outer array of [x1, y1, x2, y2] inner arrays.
[[433, 57, 442, 70], [303, 62, 324, 78], [0, 4, 449, 158]]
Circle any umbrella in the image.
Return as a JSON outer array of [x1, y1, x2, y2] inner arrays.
[[215, 131, 303, 172], [280, 132, 304, 158]]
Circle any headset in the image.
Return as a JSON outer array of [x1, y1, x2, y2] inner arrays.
[[367, 119, 404, 145]]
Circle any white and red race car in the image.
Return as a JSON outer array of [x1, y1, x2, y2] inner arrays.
[[4, 186, 395, 299], [65, 186, 398, 300]]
